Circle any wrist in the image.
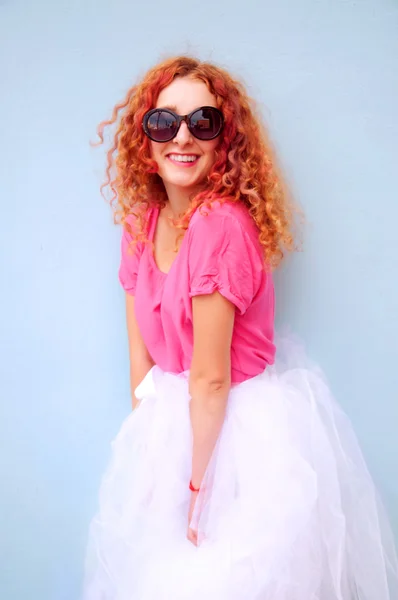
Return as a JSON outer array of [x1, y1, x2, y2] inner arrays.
[[189, 479, 200, 493]]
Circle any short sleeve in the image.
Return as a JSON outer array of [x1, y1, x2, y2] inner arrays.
[[188, 211, 263, 315], [118, 216, 143, 295]]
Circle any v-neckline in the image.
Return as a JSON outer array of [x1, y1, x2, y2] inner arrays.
[[148, 207, 187, 277]]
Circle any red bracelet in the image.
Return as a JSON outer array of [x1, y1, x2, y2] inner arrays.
[[189, 480, 200, 493]]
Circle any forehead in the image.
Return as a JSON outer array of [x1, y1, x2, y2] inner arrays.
[[155, 77, 217, 114]]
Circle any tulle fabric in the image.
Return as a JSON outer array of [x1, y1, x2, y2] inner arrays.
[[83, 340, 398, 599]]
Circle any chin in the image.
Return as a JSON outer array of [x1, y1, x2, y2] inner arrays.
[[163, 174, 203, 189]]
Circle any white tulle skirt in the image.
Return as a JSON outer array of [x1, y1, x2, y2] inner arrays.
[[83, 340, 398, 600]]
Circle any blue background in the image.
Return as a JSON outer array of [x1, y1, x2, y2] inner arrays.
[[1, 0, 397, 598]]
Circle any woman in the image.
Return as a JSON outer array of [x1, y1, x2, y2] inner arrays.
[[83, 56, 397, 599]]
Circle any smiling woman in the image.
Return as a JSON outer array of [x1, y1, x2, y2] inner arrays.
[[82, 56, 398, 600]]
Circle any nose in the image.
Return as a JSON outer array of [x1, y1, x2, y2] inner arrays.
[[173, 120, 193, 146]]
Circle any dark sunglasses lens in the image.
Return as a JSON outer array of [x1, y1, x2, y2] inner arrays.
[[190, 108, 223, 140], [146, 110, 177, 142]]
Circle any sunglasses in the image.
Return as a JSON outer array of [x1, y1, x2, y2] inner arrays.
[[142, 106, 224, 143]]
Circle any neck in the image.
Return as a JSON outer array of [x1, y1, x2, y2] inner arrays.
[[163, 182, 197, 217]]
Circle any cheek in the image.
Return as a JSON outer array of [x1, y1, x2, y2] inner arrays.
[[150, 141, 162, 162], [205, 144, 218, 168], [199, 140, 218, 163]]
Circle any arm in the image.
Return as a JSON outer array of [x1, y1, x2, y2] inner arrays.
[[188, 291, 235, 541], [125, 293, 154, 409]]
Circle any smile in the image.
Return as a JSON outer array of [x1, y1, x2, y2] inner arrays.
[[167, 153, 199, 166]]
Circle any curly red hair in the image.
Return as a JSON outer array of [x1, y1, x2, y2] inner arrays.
[[96, 56, 299, 267]]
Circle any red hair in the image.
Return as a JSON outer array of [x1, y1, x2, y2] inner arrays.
[[96, 56, 299, 267]]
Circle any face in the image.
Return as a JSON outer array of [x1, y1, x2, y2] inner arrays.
[[149, 77, 220, 193]]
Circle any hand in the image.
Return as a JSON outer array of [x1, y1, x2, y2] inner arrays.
[[187, 490, 199, 546]]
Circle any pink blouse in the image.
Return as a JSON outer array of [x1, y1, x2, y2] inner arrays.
[[119, 201, 275, 384]]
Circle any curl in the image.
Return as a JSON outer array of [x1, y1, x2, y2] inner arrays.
[[95, 56, 301, 268]]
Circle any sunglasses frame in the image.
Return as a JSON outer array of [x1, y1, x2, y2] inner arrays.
[[142, 106, 224, 143]]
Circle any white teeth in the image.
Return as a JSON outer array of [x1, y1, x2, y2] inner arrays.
[[168, 154, 197, 163]]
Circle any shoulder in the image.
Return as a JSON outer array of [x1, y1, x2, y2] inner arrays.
[[123, 206, 156, 241], [188, 200, 262, 255], [190, 199, 251, 224], [187, 200, 266, 314]]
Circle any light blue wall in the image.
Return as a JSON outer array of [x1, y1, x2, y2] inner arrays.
[[1, 0, 397, 598]]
